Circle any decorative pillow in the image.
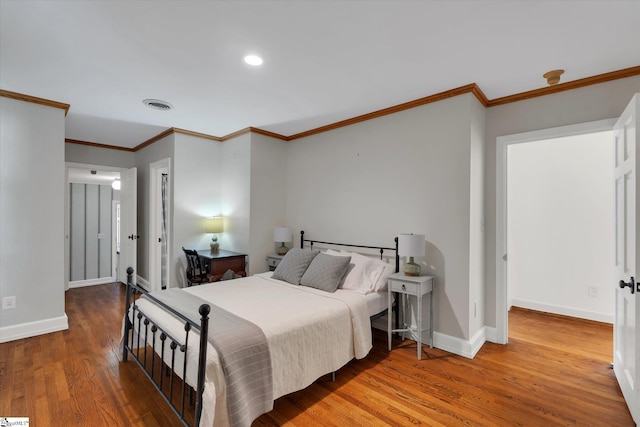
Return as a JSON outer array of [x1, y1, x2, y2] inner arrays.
[[300, 253, 352, 292], [324, 249, 355, 285], [271, 248, 320, 285]]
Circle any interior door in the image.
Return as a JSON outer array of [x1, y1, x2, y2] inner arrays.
[[119, 167, 137, 285], [613, 93, 639, 423]]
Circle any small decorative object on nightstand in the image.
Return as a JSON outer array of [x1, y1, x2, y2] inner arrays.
[[273, 227, 292, 256], [205, 216, 223, 253], [398, 233, 425, 276], [387, 271, 434, 360], [266, 253, 284, 271]]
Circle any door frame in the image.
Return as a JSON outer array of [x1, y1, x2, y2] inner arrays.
[[64, 162, 127, 290], [112, 200, 120, 280], [495, 118, 617, 344], [148, 158, 171, 292]]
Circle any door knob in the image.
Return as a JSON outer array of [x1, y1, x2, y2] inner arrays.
[[619, 276, 636, 294]]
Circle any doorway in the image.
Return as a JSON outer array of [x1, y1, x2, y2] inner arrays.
[[507, 130, 614, 322], [65, 163, 124, 289], [495, 118, 617, 343]]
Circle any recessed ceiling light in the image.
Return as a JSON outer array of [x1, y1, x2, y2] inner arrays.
[[244, 55, 263, 66], [143, 99, 173, 110]]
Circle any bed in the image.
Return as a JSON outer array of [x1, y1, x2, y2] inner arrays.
[[121, 231, 399, 427]]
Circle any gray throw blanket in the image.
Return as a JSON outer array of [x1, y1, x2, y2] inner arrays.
[[143, 289, 273, 427]]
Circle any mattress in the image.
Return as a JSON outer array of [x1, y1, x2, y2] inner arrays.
[[125, 272, 374, 427]]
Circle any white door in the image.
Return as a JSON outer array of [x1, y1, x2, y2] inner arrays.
[[613, 93, 639, 423], [119, 167, 138, 286]]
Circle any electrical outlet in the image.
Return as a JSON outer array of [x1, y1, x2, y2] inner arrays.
[[3, 296, 16, 310], [587, 285, 598, 298]]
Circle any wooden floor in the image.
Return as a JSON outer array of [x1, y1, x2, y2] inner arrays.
[[0, 283, 633, 426]]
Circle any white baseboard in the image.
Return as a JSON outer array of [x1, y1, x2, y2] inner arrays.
[[372, 313, 486, 359], [136, 275, 150, 291], [484, 325, 498, 343], [0, 314, 69, 343], [68, 277, 115, 288], [511, 298, 613, 324], [433, 328, 486, 359]]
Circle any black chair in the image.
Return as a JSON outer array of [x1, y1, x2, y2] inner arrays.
[[182, 247, 211, 286]]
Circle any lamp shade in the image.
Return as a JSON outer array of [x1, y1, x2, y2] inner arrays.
[[398, 234, 425, 257], [273, 226, 292, 243], [205, 217, 224, 234]]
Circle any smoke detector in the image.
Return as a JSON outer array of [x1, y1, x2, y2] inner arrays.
[[543, 69, 564, 85], [143, 99, 173, 111]]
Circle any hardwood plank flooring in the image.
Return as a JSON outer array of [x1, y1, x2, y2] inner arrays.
[[0, 283, 633, 426]]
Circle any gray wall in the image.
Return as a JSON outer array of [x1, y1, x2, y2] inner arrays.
[[285, 93, 482, 342], [69, 183, 116, 281], [66, 142, 136, 168], [249, 133, 288, 273], [0, 97, 66, 337], [134, 134, 175, 280]]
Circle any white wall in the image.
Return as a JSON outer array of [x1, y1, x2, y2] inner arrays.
[[286, 93, 479, 345], [220, 135, 252, 260], [485, 75, 640, 328], [249, 134, 288, 274], [507, 131, 614, 322], [0, 97, 67, 342], [172, 133, 224, 287], [134, 134, 175, 280], [469, 98, 486, 338]]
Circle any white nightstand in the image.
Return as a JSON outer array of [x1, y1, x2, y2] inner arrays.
[[387, 272, 434, 360], [266, 253, 284, 271]]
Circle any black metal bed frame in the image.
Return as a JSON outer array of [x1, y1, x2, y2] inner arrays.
[[300, 230, 400, 325], [122, 267, 210, 427], [121, 232, 399, 427]]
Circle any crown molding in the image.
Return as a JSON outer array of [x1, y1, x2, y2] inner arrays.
[[218, 127, 287, 141], [287, 84, 488, 141], [487, 65, 640, 107], [173, 127, 223, 142], [0, 89, 70, 116], [65, 138, 134, 152], [131, 128, 175, 151]]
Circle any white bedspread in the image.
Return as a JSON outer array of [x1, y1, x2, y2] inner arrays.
[[127, 272, 373, 427]]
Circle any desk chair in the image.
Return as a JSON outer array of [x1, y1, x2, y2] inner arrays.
[[182, 247, 211, 286]]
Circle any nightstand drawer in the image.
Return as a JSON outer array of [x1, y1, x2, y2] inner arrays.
[[266, 254, 284, 271], [268, 257, 279, 268], [389, 278, 432, 295]]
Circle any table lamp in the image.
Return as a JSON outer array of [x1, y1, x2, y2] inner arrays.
[[205, 217, 223, 253], [398, 233, 425, 276], [273, 227, 292, 255]]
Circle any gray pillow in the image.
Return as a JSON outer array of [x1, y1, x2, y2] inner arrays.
[[271, 248, 320, 285], [300, 253, 352, 292]]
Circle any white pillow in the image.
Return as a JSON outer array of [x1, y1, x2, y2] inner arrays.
[[338, 251, 386, 294], [325, 249, 347, 256], [371, 258, 395, 291]]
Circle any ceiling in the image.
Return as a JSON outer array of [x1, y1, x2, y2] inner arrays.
[[1, 1, 639, 149]]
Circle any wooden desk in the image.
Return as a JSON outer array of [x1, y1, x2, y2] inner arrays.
[[197, 249, 247, 282]]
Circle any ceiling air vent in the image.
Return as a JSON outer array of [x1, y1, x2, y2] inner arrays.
[[143, 99, 173, 111]]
